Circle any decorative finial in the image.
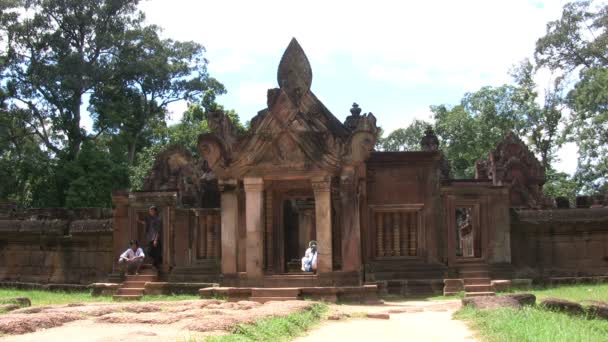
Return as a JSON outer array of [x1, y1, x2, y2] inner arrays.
[[350, 103, 362, 116], [420, 125, 439, 151], [277, 38, 312, 105]]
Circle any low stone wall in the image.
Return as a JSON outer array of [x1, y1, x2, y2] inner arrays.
[[0, 208, 113, 285], [511, 208, 608, 281]]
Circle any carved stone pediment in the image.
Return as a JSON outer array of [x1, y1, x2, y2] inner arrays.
[[143, 145, 219, 208], [198, 38, 379, 179], [476, 132, 548, 209]]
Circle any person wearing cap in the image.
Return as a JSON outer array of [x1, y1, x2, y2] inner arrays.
[[118, 240, 145, 275], [301, 240, 318, 272], [138, 206, 163, 269]]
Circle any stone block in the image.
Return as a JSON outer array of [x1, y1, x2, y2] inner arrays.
[[491, 280, 511, 292], [366, 313, 390, 319], [510, 278, 532, 290], [541, 298, 584, 315], [587, 303, 608, 319], [463, 296, 521, 310], [506, 293, 536, 306]]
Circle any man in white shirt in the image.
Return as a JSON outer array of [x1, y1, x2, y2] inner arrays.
[[301, 240, 318, 272], [118, 240, 145, 276]]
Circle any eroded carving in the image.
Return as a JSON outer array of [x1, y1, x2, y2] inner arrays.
[[476, 132, 548, 208]]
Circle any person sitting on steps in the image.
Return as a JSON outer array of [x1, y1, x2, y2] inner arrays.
[[118, 240, 145, 276], [301, 240, 318, 272]]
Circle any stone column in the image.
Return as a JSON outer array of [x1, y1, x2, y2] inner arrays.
[[219, 179, 238, 275], [340, 167, 361, 272], [244, 177, 264, 280], [312, 176, 332, 273]]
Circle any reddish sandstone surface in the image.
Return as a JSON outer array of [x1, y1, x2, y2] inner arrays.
[[0, 299, 312, 341]]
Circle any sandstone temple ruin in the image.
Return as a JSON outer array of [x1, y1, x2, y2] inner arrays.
[[1, 39, 607, 300]]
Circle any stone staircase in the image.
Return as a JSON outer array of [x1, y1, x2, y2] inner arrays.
[[262, 274, 318, 287], [460, 264, 495, 298], [113, 264, 158, 300], [365, 260, 447, 297], [250, 288, 300, 303]]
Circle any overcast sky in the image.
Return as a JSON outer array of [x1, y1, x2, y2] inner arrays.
[[104, 0, 577, 174]]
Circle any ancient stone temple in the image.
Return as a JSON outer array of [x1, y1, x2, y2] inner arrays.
[[2, 38, 607, 300], [109, 38, 513, 297]]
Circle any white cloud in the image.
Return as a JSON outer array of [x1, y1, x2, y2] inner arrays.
[[237, 82, 273, 107]]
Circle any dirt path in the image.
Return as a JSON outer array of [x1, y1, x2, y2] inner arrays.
[[295, 300, 476, 342]]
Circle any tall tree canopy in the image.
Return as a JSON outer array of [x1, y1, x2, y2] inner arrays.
[[0, 0, 230, 207], [536, 0, 608, 192]]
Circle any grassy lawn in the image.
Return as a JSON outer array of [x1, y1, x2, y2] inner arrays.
[[204, 303, 328, 342], [456, 283, 608, 341], [456, 305, 608, 342], [505, 283, 608, 302], [0, 288, 199, 306]]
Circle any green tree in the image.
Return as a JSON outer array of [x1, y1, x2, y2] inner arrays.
[[510, 59, 565, 170], [90, 26, 225, 164], [379, 119, 429, 151], [535, 0, 608, 191], [128, 104, 244, 191], [2, 0, 145, 160], [430, 84, 530, 177]]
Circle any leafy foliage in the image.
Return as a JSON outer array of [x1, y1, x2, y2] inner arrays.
[[536, 0, 608, 192], [379, 119, 428, 151], [0, 0, 231, 207]]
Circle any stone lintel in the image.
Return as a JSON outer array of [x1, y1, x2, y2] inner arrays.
[[218, 179, 238, 192]]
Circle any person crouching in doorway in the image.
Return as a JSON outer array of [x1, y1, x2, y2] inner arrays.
[[301, 240, 318, 273], [118, 240, 145, 276], [139, 206, 163, 269]]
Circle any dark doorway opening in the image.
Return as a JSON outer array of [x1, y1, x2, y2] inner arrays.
[[283, 198, 315, 272]]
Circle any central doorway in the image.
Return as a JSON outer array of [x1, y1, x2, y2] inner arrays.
[[282, 197, 316, 273]]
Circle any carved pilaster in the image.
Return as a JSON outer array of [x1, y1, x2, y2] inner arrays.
[[244, 177, 264, 280], [311, 176, 332, 273]]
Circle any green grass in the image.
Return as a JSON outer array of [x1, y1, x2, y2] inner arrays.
[[0, 288, 198, 306], [456, 305, 608, 342], [204, 303, 328, 342], [503, 283, 608, 303], [455, 284, 608, 341]]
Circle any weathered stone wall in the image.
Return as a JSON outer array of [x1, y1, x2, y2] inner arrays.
[[0, 208, 113, 285], [511, 208, 608, 280]]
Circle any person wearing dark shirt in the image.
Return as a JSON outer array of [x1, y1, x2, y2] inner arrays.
[[138, 206, 162, 269]]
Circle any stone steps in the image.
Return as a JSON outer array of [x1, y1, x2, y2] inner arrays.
[[464, 291, 496, 298], [250, 297, 298, 303], [249, 288, 301, 303], [464, 284, 493, 292], [459, 264, 495, 297], [113, 264, 158, 301], [121, 281, 147, 289], [262, 274, 318, 287], [126, 274, 156, 282], [464, 277, 491, 285]]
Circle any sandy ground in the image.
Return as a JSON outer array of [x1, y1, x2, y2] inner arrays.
[[295, 300, 477, 342], [0, 299, 475, 342], [0, 299, 312, 342]]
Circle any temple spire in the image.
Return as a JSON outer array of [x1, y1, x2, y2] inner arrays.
[[277, 38, 312, 104]]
